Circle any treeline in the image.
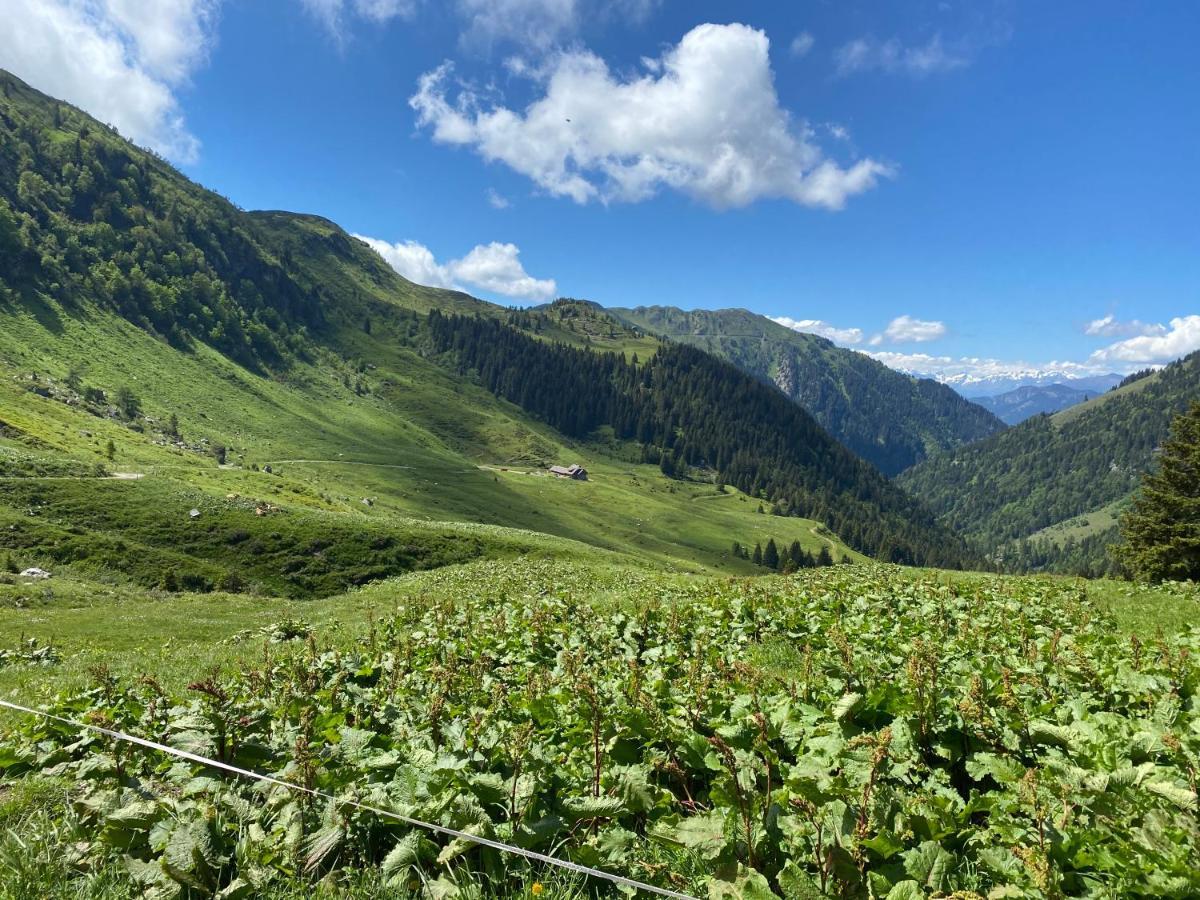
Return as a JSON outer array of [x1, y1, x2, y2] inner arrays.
[[0, 72, 324, 370], [898, 350, 1200, 554], [732, 538, 840, 573], [427, 310, 974, 568], [995, 529, 1124, 579]]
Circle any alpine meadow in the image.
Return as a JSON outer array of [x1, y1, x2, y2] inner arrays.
[[1, 6, 1199, 900]]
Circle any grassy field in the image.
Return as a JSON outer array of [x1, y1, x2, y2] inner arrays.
[[1021, 499, 1126, 548], [1, 561, 1196, 898]]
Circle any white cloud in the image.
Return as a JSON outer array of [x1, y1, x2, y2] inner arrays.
[[1083, 314, 1167, 339], [456, 0, 578, 51], [410, 23, 892, 209], [789, 31, 815, 57], [486, 188, 511, 209], [1087, 315, 1200, 366], [870, 316, 1200, 386], [0, 0, 220, 162], [835, 34, 967, 77], [355, 235, 557, 301], [872, 315, 948, 345], [450, 241, 556, 300], [356, 236, 456, 289], [301, 0, 416, 41], [770, 316, 863, 346]]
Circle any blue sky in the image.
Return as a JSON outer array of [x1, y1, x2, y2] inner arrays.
[[3, 0, 1198, 382]]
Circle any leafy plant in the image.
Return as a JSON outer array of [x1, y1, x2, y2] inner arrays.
[[2, 563, 1197, 897]]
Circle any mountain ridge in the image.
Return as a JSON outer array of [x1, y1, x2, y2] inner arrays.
[[975, 383, 1096, 424], [606, 304, 1005, 475]]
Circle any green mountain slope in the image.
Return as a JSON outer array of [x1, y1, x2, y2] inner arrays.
[[430, 312, 973, 567], [0, 69, 966, 584], [607, 305, 1005, 474], [897, 350, 1200, 573]]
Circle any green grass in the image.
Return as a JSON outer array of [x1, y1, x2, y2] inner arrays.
[[1021, 497, 1126, 547], [0, 297, 860, 585]]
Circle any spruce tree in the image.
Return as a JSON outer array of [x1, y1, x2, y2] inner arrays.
[[763, 539, 780, 570], [752, 542, 763, 566], [817, 546, 833, 567], [1115, 402, 1200, 581], [789, 540, 803, 569]]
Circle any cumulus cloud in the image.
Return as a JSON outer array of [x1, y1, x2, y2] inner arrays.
[[770, 317, 863, 346], [0, 0, 220, 162], [410, 23, 892, 209], [789, 31, 815, 57], [871, 315, 948, 345], [1087, 315, 1200, 366], [355, 235, 556, 301], [356, 237, 455, 289], [450, 242, 557, 300], [1083, 314, 1167, 339], [834, 34, 967, 77]]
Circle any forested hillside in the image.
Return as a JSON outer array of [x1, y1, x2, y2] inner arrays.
[[898, 350, 1200, 573], [608, 305, 1005, 474], [0, 70, 482, 371], [429, 312, 973, 567]]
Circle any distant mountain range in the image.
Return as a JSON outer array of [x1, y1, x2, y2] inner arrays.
[[975, 383, 1099, 425], [929, 371, 1124, 399], [897, 350, 1200, 574], [606, 306, 1005, 476]]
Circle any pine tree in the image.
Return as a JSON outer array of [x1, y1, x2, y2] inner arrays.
[[731, 541, 742, 559], [763, 539, 780, 570], [752, 542, 763, 566], [817, 546, 833, 567], [659, 451, 675, 478], [788, 540, 803, 568], [1115, 402, 1200, 581]]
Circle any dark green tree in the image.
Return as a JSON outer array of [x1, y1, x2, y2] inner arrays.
[[752, 542, 763, 566], [659, 450, 676, 478], [114, 385, 140, 419], [763, 538, 780, 570], [788, 540, 804, 569], [1114, 403, 1200, 581], [816, 545, 833, 567]]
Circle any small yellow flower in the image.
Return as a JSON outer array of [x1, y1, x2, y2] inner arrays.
[[531, 883, 544, 896]]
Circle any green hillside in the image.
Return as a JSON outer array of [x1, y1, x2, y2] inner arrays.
[[608, 305, 1005, 475], [0, 67, 956, 584], [898, 350, 1200, 574]]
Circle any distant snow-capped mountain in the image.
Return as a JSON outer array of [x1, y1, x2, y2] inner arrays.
[[919, 371, 1123, 399]]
